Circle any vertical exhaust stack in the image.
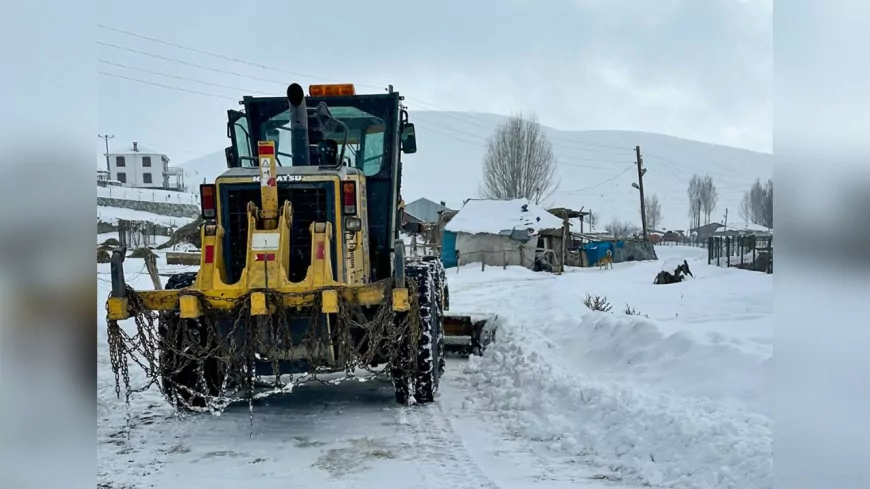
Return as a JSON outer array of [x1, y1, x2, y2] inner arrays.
[[287, 83, 311, 166]]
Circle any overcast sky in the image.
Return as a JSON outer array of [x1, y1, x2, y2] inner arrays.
[[96, 0, 772, 165]]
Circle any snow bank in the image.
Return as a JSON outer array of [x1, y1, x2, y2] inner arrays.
[[448, 244, 772, 488], [462, 321, 772, 489], [445, 198, 563, 235], [543, 312, 772, 413]]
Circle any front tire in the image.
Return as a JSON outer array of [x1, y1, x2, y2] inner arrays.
[[391, 260, 443, 405]]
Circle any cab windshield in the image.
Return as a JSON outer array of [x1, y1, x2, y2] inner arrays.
[[240, 98, 390, 177]]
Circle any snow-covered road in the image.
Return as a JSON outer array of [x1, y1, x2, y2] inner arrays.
[[97, 246, 772, 489]]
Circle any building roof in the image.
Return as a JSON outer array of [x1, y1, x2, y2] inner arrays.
[[444, 198, 564, 235], [108, 142, 165, 155], [404, 197, 452, 223], [689, 222, 724, 233]]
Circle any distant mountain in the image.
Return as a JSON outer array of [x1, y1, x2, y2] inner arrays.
[[179, 111, 772, 231]]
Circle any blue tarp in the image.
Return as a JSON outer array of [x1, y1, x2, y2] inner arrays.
[[583, 240, 624, 267], [441, 231, 458, 268]]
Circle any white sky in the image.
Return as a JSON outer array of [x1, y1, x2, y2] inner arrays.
[[96, 0, 772, 165]]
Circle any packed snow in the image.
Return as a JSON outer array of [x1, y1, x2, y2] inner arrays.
[[97, 245, 771, 488]]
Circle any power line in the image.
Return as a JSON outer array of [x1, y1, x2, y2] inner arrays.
[[98, 41, 637, 158], [99, 65, 639, 172], [98, 59, 270, 95], [97, 61, 733, 191], [98, 71, 237, 100], [97, 25, 760, 188], [94, 24, 641, 154], [561, 165, 636, 193], [98, 41, 289, 87], [98, 24, 363, 88]]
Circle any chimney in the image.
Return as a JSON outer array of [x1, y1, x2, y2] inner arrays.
[[133, 141, 138, 152]]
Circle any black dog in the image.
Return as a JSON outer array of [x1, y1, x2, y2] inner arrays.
[[654, 259, 694, 285]]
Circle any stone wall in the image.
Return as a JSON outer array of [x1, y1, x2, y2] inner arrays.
[[97, 197, 199, 219], [97, 220, 175, 237]]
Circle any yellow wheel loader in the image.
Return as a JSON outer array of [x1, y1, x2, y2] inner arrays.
[[105, 83, 490, 412]]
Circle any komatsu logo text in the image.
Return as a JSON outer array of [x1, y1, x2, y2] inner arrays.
[[253, 175, 304, 183]]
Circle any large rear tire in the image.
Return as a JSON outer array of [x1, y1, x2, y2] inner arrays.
[[391, 260, 444, 405], [158, 272, 224, 411]]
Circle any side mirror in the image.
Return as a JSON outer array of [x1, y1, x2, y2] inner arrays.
[[401, 123, 417, 154], [225, 146, 238, 168]]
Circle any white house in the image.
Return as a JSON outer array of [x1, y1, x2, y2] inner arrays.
[[106, 141, 174, 189]]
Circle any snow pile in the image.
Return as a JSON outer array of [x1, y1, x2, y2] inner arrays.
[[445, 198, 563, 235], [446, 246, 772, 488], [544, 312, 772, 414], [462, 322, 772, 489]]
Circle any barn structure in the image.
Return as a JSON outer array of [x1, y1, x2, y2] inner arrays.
[[438, 198, 566, 270]]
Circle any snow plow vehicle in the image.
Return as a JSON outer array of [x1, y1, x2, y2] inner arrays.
[[105, 82, 492, 412]]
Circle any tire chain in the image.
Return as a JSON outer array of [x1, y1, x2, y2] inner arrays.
[[104, 277, 425, 419]]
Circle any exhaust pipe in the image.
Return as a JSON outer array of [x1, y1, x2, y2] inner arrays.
[[287, 83, 310, 166]]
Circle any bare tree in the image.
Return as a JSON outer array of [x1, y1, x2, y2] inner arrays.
[[644, 193, 663, 230], [699, 175, 719, 225], [687, 175, 703, 230], [605, 219, 640, 238], [743, 177, 773, 229], [587, 212, 598, 231], [480, 112, 559, 204], [760, 178, 773, 229], [739, 191, 753, 225]]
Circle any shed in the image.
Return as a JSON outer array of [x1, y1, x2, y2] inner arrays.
[[440, 198, 564, 269], [405, 198, 452, 224]]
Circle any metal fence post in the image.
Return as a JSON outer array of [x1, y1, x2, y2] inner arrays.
[[708, 237, 712, 264], [726, 237, 731, 267]]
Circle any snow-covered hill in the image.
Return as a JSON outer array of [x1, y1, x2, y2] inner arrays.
[[178, 111, 773, 231]]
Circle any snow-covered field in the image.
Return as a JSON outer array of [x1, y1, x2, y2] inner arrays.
[[97, 245, 771, 489], [98, 185, 200, 204]]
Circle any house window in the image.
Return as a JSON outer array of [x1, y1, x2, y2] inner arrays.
[[143, 173, 152, 184], [142, 156, 151, 167], [117, 172, 127, 183], [115, 156, 125, 167]]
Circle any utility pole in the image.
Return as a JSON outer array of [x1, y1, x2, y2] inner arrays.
[[98, 134, 114, 172], [560, 212, 568, 275], [724, 208, 729, 230], [635, 145, 648, 240]]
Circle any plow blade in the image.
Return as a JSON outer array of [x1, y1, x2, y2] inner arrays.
[[442, 313, 499, 356]]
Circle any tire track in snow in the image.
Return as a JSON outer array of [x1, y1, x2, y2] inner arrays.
[[396, 401, 502, 489]]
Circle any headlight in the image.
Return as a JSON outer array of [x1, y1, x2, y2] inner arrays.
[[345, 217, 362, 232]]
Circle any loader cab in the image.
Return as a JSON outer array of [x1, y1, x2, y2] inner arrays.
[[219, 84, 417, 284]]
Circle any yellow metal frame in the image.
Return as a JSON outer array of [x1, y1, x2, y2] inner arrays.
[[106, 140, 410, 321]]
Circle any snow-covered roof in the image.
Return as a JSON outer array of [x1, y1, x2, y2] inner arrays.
[[109, 142, 165, 155], [444, 198, 564, 235]]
